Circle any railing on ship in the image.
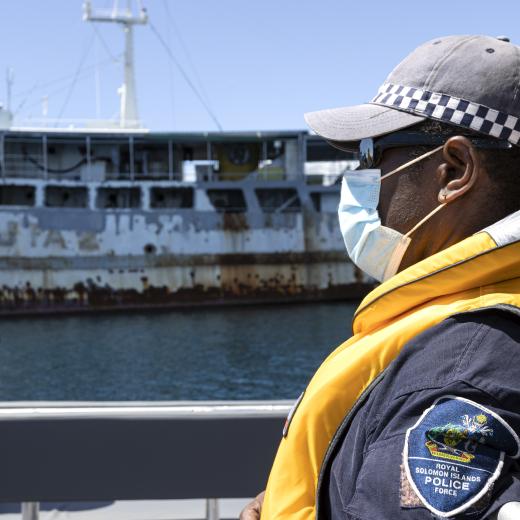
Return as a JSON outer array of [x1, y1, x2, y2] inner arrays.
[[0, 157, 345, 187], [0, 138, 355, 186], [0, 134, 306, 183], [0, 401, 291, 520]]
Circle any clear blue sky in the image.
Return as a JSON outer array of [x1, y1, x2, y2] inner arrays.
[[1, 1, 519, 132]]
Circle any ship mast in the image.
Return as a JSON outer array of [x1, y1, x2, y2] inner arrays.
[[83, 0, 147, 129]]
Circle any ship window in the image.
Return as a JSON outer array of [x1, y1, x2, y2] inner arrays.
[[311, 191, 338, 213], [0, 185, 35, 207], [97, 187, 141, 209], [150, 187, 193, 209], [45, 186, 88, 208], [255, 188, 300, 212], [134, 142, 170, 180], [310, 193, 321, 212], [206, 189, 247, 213]]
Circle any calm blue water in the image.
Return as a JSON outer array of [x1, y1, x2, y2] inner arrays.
[[0, 302, 357, 401]]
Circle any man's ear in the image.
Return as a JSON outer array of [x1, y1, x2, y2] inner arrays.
[[437, 136, 481, 204]]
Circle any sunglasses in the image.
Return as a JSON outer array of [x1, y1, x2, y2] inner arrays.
[[359, 131, 512, 169]]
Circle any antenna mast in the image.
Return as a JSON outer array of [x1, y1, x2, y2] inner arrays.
[[83, 0, 147, 128], [6, 68, 13, 112]]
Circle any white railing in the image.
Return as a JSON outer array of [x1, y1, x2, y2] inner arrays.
[[12, 119, 145, 132], [0, 401, 291, 520]]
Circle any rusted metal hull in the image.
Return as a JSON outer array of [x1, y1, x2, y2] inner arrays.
[[0, 254, 371, 315], [0, 204, 372, 315]]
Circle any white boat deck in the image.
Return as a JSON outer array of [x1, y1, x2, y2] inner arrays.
[[0, 499, 250, 520]]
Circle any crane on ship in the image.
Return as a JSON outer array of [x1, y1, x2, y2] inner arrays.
[[3, 1, 221, 131], [83, 0, 148, 129]]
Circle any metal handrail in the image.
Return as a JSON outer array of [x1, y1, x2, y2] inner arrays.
[[0, 401, 291, 520]]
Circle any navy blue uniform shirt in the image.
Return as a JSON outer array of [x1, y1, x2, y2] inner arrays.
[[323, 308, 520, 519]]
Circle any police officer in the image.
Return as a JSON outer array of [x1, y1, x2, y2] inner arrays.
[[241, 35, 520, 519]]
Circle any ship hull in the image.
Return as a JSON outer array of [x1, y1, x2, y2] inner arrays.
[[0, 207, 371, 315]]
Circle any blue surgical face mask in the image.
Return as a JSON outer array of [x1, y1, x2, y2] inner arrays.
[[338, 145, 446, 282]]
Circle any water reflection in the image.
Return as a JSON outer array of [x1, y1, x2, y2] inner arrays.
[[0, 302, 357, 401]]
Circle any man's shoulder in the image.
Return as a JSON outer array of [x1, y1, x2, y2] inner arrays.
[[420, 306, 520, 369], [382, 307, 520, 399], [446, 307, 520, 402], [412, 306, 520, 351]]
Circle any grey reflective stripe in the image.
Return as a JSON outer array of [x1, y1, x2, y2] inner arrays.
[[491, 501, 520, 519], [482, 209, 520, 246]]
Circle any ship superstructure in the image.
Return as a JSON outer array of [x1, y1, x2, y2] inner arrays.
[[0, 128, 368, 313]]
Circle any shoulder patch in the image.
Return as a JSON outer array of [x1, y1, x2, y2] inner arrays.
[[403, 395, 520, 518]]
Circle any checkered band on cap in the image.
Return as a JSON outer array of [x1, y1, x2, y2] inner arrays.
[[371, 83, 520, 145]]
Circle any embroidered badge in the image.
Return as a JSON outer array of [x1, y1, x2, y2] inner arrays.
[[403, 395, 520, 518]]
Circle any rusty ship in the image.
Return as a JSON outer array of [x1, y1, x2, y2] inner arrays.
[[0, 1, 369, 315]]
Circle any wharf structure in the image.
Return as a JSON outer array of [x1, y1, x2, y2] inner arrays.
[[0, 125, 369, 314]]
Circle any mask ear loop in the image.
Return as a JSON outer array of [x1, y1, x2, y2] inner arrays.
[[381, 145, 447, 242], [381, 201, 447, 282], [373, 144, 447, 281], [380, 144, 447, 238], [380, 145, 444, 181], [404, 203, 447, 238]]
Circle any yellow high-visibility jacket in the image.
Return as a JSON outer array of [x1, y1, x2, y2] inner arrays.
[[262, 218, 520, 520]]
